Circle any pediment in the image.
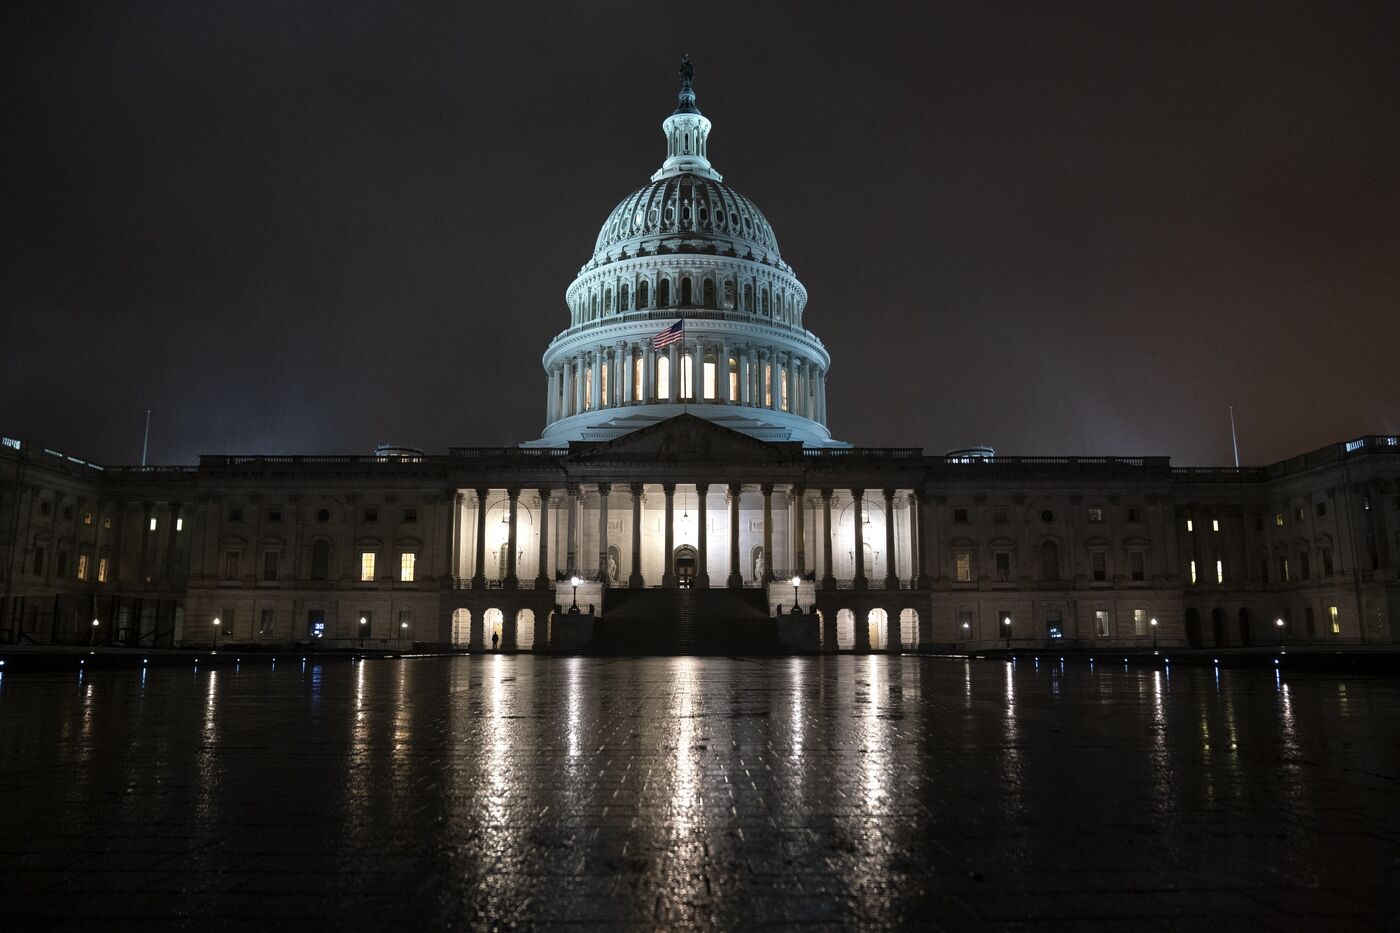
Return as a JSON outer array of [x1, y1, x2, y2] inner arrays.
[[566, 414, 800, 463]]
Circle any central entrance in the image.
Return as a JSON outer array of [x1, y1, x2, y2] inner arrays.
[[674, 545, 698, 588]]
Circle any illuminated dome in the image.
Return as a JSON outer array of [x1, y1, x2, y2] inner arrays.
[[525, 57, 845, 449]]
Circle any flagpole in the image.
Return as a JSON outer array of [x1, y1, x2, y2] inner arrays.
[[1229, 405, 1240, 468]]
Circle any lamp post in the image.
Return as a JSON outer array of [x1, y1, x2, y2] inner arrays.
[[1276, 616, 1285, 647], [570, 575, 582, 613], [1150, 617, 1158, 649], [212, 617, 220, 650], [90, 618, 99, 648], [962, 620, 971, 643], [790, 575, 801, 613], [359, 615, 368, 650], [401, 620, 409, 644], [1003, 615, 1012, 649]]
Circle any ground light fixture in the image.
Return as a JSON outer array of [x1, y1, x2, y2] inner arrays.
[[570, 575, 582, 612]]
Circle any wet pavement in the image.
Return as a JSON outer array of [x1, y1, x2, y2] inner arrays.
[[1, 655, 1396, 930]]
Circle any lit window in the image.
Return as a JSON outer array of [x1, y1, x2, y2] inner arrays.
[[83, 511, 93, 526], [400, 552, 416, 582], [780, 369, 789, 411], [1280, 557, 1290, 582], [1275, 513, 1284, 526], [727, 358, 738, 402], [259, 609, 275, 636], [1133, 608, 1147, 636], [681, 354, 693, 399], [1329, 605, 1340, 634], [633, 356, 644, 401], [703, 360, 716, 400], [360, 551, 376, 582], [656, 356, 670, 398], [97, 557, 109, 582], [149, 517, 157, 531], [600, 361, 609, 405], [77, 553, 89, 581], [176, 517, 183, 531], [1088, 507, 1103, 523], [1094, 609, 1110, 637], [1215, 560, 1223, 584], [1186, 519, 1194, 532], [955, 551, 972, 582], [1211, 519, 1219, 532], [763, 364, 772, 407], [103, 516, 112, 529], [1189, 559, 1198, 584]]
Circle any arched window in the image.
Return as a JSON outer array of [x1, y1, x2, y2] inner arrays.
[[703, 278, 715, 307], [583, 366, 593, 410], [311, 540, 330, 581], [1040, 541, 1060, 581], [728, 357, 738, 402], [681, 277, 693, 305], [743, 283, 753, 311], [638, 280, 650, 308], [600, 362, 609, 407], [658, 278, 671, 307], [656, 355, 671, 398], [619, 283, 629, 311], [633, 355, 644, 401], [762, 288, 770, 315], [589, 293, 598, 319], [723, 279, 735, 308], [702, 351, 717, 400], [680, 352, 694, 399]]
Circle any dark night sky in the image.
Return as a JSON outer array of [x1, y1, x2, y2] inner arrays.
[[4, 1, 1397, 467]]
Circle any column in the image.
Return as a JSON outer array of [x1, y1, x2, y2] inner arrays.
[[621, 343, 632, 406], [505, 488, 520, 589], [590, 350, 602, 410], [662, 484, 676, 587], [629, 483, 644, 588], [565, 484, 580, 575], [696, 483, 710, 587], [546, 368, 556, 422], [137, 501, 154, 584], [719, 341, 730, 403], [472, 488, 488, 587], [728, 483, 743, 588], [761, 483, 774, 583], [446, 491, 462, 584], [915, 490, 931, 588], [884, 488, 898, 588], [596, 482, 611, 585], [821, 490, 835, 588], [739, 350, 751, 405], [535, 488, 551, 587], [644, 345, 655, 402], [793, 486, 806, 576], [163, 501, 182, 581], [853, 488, 867, 589], [573, 357, 585, 415]]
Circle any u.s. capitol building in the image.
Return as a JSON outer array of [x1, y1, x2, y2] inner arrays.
[[3, 62, 1398, 653]]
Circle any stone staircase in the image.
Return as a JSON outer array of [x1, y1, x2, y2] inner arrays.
[[589, 587, 792, 655]]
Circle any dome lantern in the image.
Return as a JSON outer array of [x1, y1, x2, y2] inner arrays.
[[654, 55, 721, 183]]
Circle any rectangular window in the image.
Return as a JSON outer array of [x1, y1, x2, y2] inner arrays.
[[1329, 605, 1340, 634], [635, 356, 644, 401], [991, 509, 1007, 524], [56, 550, 69, 578], [1189, 559, 1198, 584], [1280, 557, 1290, 582], [1259, 556, 1269, 583], [601, 360, 609, 404], [1215, 559, 1224, 584], [403, 508, 418, 523], [779, 369, 788, 411], [1275, 513, 1285, 526], [953, 508, 968, 523], [1088, 507, 1103, 523], [229, 507, 244, 522], [957, 608, 973, 634], [994, 551, 1011, 581], [97, 556, 109, 583], [77, 552, 89, 581], [263, 551, 279, 582], [1211, 519, 1220, 532], [364, 508, 378, 523], [1299, 551, 1311, 580], [1133, 608, 1148, 636], [1294, 507, 1305, 522], [176, 517, 183, 532], [83, 511, 93, 526], [954, 551, 972, 582], [763, 363, 772, 407], [703, 360, 716, 401], [727, 360, 737, 403], [1091, 550, 1107, 581], [259, 608, 274, 636], [1095, 609, 1110, 637], [267, 509, 282, 523], [39, 500, 52, 516], [1322, 548, 1334, 576], [400, 552, 416, 582], [1129, 550, 1146, 581], [149, 517, 157, 531], [223, 551, 240, 580], [1186, 519, 1194, 532], [360, 551, 376, 582], [1126, 507, 1141, 523], [1315, 501, 1327, 518], [1046, 609, 1064, 639], [1254, 516, 1263, 531], [31, 547, 45, 575]]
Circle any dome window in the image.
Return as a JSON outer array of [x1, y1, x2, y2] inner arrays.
[[703, 278, 715, 308], [664, 206, 674, 224], [743, 283, 753, 312], [658, 278, 671, 307], [638, 280, 650, 308], [619, 284, 629, 311], [680, 277, 693, 306], [722, 279, 735, 308], [729, 212, 739, 226], [634, 211, 644, 229]]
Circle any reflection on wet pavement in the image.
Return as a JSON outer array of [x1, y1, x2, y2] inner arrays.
[[1, 656, 1397, 929]]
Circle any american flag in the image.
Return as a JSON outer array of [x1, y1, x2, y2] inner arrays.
[[652, 319, 684, 350]]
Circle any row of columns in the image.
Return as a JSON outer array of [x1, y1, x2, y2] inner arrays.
[[545, 342, 828, 424], [450, 484, 926, 591]]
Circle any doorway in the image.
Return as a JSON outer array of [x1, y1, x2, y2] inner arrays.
[[675, 545, 697, 588]]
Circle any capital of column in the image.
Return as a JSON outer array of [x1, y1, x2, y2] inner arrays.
[[663, 483, 676, 496], [820, 488, 833, 501], [760, 483, 774, 496], [597, 482, 612, 496], [728, 481, 743, 497], [567, 483, 582, 499], [507, 487, 521, 500], [629, 482, 645, 498], [695, 482, 710, 495]]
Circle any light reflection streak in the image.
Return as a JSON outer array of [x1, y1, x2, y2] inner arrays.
[[789, 657, 804, 760], [196, 670, 219, 825], [670, 657, 699, 833], [567, 657, 581, 759]]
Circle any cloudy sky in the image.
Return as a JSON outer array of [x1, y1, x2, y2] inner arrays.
[[4, 1, 1397, 465]]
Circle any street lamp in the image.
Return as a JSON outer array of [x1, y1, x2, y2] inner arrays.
[[1003, 615, 1012, 649], [90, 618, 99, 648], [400, 620, 409, 644], [961, 620, 971, 642], [1276, 616, 1285, 647], [1150, 617, 1159, 649], [212, 616, 220, 650], [570, 575, 582, 613], [359, 615, 368, 649], [790, 575, 801, 613]]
